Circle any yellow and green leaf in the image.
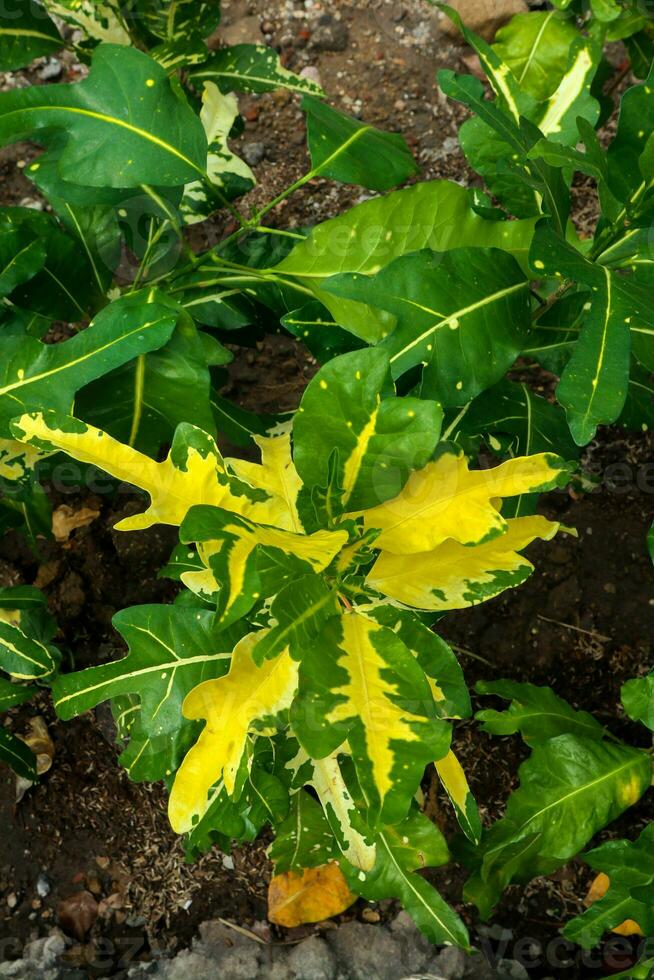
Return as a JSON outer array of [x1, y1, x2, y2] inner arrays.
[[360, 448, 568, 555], [291, 610, 450, 825], [169, 631, 298, 833], [367, 514, 563, 611], [436, 750, 481, 845]]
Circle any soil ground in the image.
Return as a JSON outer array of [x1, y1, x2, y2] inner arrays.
[[1, 2, 653, 978]]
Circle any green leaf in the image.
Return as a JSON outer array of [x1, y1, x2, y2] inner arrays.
[[0, 290, 178, 438], [0, 621, 58, 679], [291, 610, 450, 826], [0, 207, 103, 320], [302, 96, 418, 192], [0, 0, 62, 71], [252, 575, 339, 665], [475, 680, 605, 744], [276, 181, 537, 341], [0, 676, 37, 712], [282, 302, 364, 363], [343, 806, 470, 949], [0, 44, 207, 188], [606, 60, 654, 204], [621, 671, 654, 730], [293, 348, 442, 512], [449, 379, 580, 464], [324, 248, 530, 404], [492, 11, 581, 100], [76, 311, 216, 457], [269, 791, 339, 872], [52, 604, 247, 781], [0, 726, 37, 780], [135, 0, 221, 42], [191, 43, 324, 96], [564, 824, 654, 948], [531, 223, 633, 444], [465, 735, 652, 918]]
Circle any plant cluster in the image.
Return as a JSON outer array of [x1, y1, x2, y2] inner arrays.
[[1, 0, 654, 958]]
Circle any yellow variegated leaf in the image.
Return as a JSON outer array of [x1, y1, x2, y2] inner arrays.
[[287, 745, 377, 872], [368, 515, 562, 610], [360, 449, 566, 554], [227, 427, 303, 532], [169, 632, 298, 833], [436, 750, 481, 845], [179, 509, 348, 623], [0, 438, 45, 482], [11, 412, 289, 531]]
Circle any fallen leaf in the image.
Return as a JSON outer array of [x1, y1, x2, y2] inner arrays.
[[58, 890, 98, 940], [15, 716, 55, 802], [585, 872, 644, 937], [52, 504, 100, 542], [268, 863, 355, 928]]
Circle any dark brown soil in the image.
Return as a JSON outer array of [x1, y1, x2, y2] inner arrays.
[[1, 3, 653, 978]]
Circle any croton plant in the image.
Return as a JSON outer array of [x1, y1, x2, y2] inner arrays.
[[1, 0, 654, 960]]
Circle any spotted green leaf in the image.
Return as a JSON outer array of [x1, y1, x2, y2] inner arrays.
[[293, 348, 443, 512], [323, 248, 530, 404], [191, 43, 324, 96], [0, 0, 62, 71], [0, 44, 207, 188], [0, 290, 178, 438]]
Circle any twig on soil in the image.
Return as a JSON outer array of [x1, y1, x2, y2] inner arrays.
[[449, 643, 496, 669], [536, 614, 611, 643]]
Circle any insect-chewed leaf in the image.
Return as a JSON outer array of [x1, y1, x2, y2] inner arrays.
[[179, 506, 347, 628], [621, 671, 654, 730], [0, 1, 62, 71], [464, 735, 652, 919], [226, 428, 303, 533], [268, 862, 355, 928], [365, 607, 471, 720], [190, 43, 324, 96], [51, 605, 246, 781], [0, 291, 179, 438], [275, 181, 538, 341], [292, 611, 450, 826], [476, 679, 606, 744], [0, 621, 57, 680], [293, 348, 442, 513], [181, 83, 255, 223], [169, 632, 299, 833], [367, 515, 562, 611], [436, 751, 481, 845], [563, 824, 654, 948], [302, 96, 418, 192], [269, 790, 339, 872], [323, 249, 530, 405], [344, 805, 470, 948], [360, 447, 568, 555], [0, 44, 207, 187], [10, 413, 289, 532]]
